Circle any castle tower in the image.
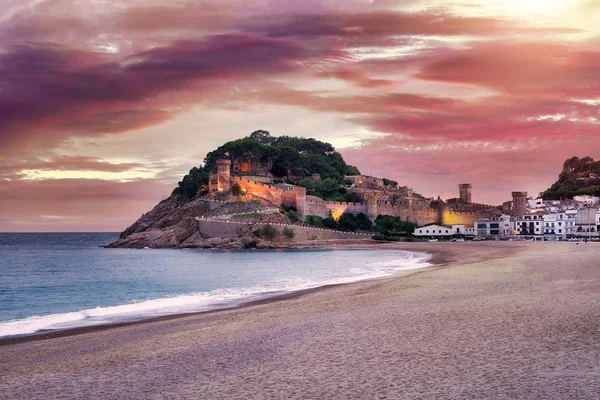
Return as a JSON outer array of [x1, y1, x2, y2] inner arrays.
[[366, 197, 378, 221], [294, 186, 307, 219], [511, 191, 528, 216], [459, 184, 472, 204], [216, 159, 232, 192]]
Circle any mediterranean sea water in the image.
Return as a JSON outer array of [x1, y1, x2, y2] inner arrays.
[[0, 233, 431, 338]]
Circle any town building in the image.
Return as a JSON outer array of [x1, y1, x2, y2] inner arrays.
[[575, 208, 599, 237], [515, 214, 544, 236], [474, 215, 513, 237], [413, 224, 473, 238], [527, 198, 544, 209], [542, 212, 574, 239], [573, 195, 600, 205], [345, 175, 385, 189]]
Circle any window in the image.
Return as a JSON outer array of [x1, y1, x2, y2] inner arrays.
[[426, 230, 429, 233]]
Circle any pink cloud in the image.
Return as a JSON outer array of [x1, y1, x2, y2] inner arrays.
[[1, 1, 599, 230]]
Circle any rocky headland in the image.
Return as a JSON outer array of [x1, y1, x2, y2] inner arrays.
[[106, 191, 373, 249], [106, 194, 294, 249]]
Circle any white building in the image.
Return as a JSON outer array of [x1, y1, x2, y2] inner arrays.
[[543, 213, 574, 238], [575, 208, 599, 237], [515, 214, 544, 236], [527, 198, 544, 209], [474, 215, 513, 237], [573, 195, 600, 205], [413, 224, 473, 238]]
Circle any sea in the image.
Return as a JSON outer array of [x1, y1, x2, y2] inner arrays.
[[0, 233, 431, 338]]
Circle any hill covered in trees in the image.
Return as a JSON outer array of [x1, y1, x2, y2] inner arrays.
[[173, 130, 362, 202], [543, 157, 600, 199]]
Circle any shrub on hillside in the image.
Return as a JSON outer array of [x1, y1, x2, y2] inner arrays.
[[338, 214, 358, 231], [261, 224, 279, 240], [305, 215, 325, 227], [231, 183, 243, 196], [282, 227, 295, 238]]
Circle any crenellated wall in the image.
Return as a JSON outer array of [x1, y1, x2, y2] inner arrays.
[[197, 219, 371, 242], [304, 195, 368, 219], [226, 175, 496, 227], [441, 207, 499, 226], [233, 177, 283, 206], [231, 178, 308, 217], [376, 202, 439, 225]]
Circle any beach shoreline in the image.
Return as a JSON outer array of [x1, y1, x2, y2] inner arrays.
[[0, 243, 440, 345], [2, 241, 599, 399]]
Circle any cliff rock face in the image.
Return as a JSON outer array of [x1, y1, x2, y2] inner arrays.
[[107, 195, 210, 248], [106, 195, 284, 249]]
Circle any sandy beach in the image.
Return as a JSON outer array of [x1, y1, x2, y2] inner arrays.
[[1, 241, 599, 399]]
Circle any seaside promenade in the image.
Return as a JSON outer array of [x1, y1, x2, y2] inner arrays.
[[1, 242, 599, 399]]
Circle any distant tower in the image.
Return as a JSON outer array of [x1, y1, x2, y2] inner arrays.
[[216, 159, 232, 192], [512, 191, 528, 216], [366, 196, 378, 221], [459, 184, 472, 204]]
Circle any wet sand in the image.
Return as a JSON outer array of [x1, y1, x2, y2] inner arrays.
[[1, 242, 600, 399]]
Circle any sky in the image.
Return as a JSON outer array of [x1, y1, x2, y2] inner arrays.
[[1, 0, 599, 232]]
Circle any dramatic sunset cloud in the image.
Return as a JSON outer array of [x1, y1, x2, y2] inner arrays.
[[1, 0, 599, 231]]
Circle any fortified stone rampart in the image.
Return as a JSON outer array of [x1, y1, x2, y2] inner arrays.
[[448, 202, 498, 211], [211, 160, 494, 226], [304, 195, 368, 219], [197, 219, 371, 242], [198, 219, 246, 238], [376, 202, 439, 225], [233, 177, 284, 207], [440, 207, 499, 226], [231, 177, 309, 218]]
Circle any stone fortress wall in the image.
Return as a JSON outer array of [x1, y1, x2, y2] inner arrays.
[[197, 219, 371, 242], [209, 159, 498, 226]]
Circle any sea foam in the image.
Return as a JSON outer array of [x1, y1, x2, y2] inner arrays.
[[0, 251, 431, 338]]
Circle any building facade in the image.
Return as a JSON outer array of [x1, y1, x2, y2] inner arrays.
[[515, 214, 544, 236], [543, 212, 576, 238], [575, 208, 599, 237], [475, 215, 513, 237], [413, 224, 473, 237]]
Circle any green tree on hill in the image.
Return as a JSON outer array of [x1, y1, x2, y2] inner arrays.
[[174, 131, 363, 203], [543, 156, 600, 199]]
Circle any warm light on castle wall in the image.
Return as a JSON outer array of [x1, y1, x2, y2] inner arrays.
[[330, 206, 348, 222]]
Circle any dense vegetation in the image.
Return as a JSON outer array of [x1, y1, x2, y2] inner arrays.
[[172, 130, 361, 202], [305, 213, 418, 236], [543, 157, 600, 199], [173, 166, 210, 202]]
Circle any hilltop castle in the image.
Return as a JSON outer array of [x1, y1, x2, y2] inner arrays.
[[209, 159, 499, 226]]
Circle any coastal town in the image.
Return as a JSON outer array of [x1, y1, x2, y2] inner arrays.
[[414, 186, 600, 241], [106, 130, 600, 249], [208, 157, 600, 242]]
